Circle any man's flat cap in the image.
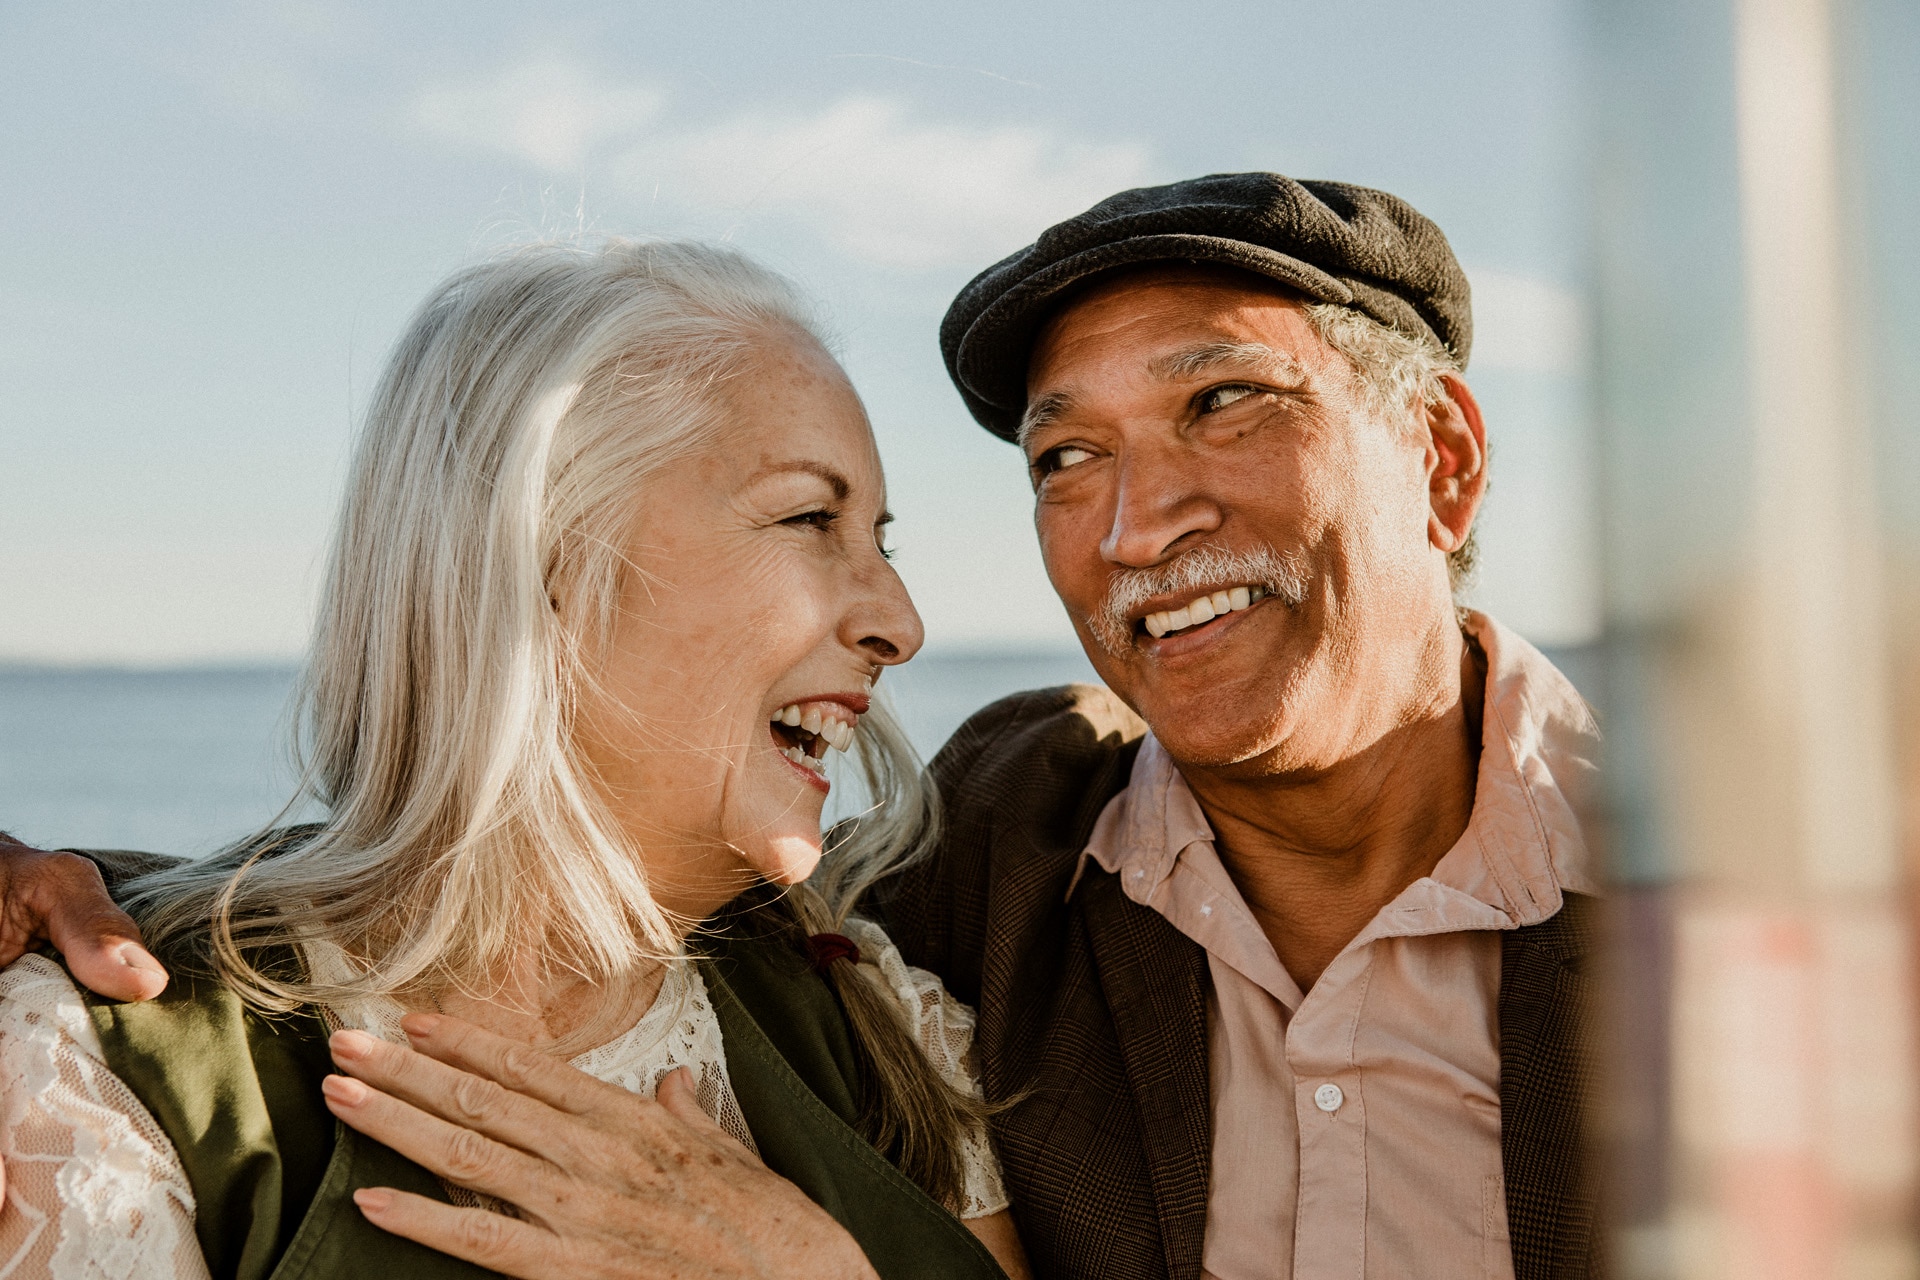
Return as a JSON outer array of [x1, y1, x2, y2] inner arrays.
[[940, 171, 1472, 441]]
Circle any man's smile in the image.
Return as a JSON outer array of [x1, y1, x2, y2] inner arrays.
[[1139, 583, 1270, 639]]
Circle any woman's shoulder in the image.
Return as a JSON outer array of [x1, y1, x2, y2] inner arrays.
[[838, 918, 980, 1089], [0, 954, 209, 1280], [0, 952, 107, 1063], [836, 919, 1009, 1221]]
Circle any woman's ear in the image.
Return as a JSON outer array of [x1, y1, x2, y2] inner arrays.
[[1425, 373, 1488, 556]]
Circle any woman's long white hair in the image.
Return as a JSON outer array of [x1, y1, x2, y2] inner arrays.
[[123, 239, 938, 1016]]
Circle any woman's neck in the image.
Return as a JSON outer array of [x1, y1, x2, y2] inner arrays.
[[429, 953, 674, 1056]]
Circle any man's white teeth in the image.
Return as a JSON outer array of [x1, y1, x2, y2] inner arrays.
[[770, 703, 859, 755], [1142, 584, 1269, 640]]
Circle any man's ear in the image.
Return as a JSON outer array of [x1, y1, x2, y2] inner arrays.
[[1425, 373, 1487, 555]]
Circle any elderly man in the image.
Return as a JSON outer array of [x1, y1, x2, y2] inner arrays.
[[0, 174, 1599, 1279]]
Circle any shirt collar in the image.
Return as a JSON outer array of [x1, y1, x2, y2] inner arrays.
[[1075, 610, 1600, 925]]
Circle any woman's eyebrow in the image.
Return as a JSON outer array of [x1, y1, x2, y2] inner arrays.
[[746, 459, 851, 500]]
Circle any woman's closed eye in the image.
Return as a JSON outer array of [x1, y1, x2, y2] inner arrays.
[[782, 507, 839, 532], [780, 506, 897, 561]]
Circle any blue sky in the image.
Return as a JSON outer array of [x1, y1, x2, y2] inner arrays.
[[0, 0, 1600, 663]]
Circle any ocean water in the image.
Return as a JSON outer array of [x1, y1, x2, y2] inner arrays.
[[0, 651, 1098, 857], [0, 643, 1596, 859]]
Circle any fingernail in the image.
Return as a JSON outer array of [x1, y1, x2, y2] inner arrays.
[[400, 1012, 442, 1039], [353, 1187, 393, 1214], [330, 1029, 374, 1061], [322, 1074, 369, 1107], [116, 943, 163, 975]]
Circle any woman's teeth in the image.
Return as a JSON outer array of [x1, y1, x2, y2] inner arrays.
[[1142, 584, 1268, 640], [770, 701, 859, 773], [781, 744, 827, 774]]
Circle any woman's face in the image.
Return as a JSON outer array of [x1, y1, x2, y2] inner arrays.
[[574, 333, 923, 920]]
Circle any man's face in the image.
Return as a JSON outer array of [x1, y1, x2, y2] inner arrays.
[[1022, 265, 1477, 776]]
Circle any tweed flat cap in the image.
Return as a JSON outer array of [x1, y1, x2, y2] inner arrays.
[[940, 171, 1472, 441]]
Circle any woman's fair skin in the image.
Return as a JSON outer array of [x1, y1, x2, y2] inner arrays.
[[319, 330, 1034, 1279], [427, 332, 917, 1050]]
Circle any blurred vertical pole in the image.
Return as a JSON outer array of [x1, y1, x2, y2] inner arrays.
[[1592, 0, 1917, 1276]]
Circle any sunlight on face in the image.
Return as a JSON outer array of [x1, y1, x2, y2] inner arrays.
[[572, 334, 923, 920], [1021, 268, 1451, 775]]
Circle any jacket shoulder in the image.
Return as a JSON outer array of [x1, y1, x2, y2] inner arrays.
[[884, 683, 1143, 1002], [931, 682, 1145, 816]]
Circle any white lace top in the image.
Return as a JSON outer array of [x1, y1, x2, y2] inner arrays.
[[0, 918, 1007, 1280]]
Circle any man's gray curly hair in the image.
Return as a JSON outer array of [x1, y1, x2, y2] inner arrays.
[[1304, 304, 1479, 592]]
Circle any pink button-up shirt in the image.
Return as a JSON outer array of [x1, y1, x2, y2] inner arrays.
[[1079, 612, 1600, 1279]]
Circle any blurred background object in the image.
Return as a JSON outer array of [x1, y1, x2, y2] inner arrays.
[[1593, 0, 1919, 1274]]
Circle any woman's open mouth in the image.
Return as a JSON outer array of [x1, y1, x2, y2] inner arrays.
[[768, 699, 862, 789]]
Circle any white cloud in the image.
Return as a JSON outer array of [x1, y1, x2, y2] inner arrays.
[[413, 56, 663, 172], [621, 96, 1153, 270], [1465, 267, 1590, 375], [408, 56, 1153, 271]]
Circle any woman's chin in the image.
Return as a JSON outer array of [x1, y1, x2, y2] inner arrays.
[[753, 831, 826, 886]]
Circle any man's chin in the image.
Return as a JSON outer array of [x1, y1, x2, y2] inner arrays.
[[1143, 719, 1292, 772], [1108, 656, 1305, 761]]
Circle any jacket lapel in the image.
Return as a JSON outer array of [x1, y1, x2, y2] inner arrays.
[[1079, 868, 1213, 1280], [1500, 891, 1601, 1280]]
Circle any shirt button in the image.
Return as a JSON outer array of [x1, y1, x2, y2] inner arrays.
[[1313, 1083, 1344, 1113]]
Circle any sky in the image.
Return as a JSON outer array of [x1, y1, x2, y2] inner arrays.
[[0, 0, 1599, 664]]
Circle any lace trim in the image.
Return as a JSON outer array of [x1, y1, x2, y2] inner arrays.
[[0, 955, 210, 1280], [841, 918, 1010, 1219], [0, 923, 1008, 1280]]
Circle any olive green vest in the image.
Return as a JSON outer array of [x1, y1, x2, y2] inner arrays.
[[79, 927, 1005, 1280]]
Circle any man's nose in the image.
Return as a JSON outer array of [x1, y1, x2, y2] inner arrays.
[[1098, 451, 1224, 568]]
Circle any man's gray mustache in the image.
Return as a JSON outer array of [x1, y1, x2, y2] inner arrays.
[[1088, 544, 1310, 655]]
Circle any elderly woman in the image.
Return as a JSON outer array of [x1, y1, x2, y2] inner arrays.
[[0, 241, 1031, 1279]]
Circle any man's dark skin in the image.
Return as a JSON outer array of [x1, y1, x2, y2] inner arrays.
[[0, 265, 1491, 1275], [1020, 265, 1488, 989]]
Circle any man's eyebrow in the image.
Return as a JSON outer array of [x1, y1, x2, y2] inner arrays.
[[746, 459, 850, 499], [1149, 340, 1310, 385], [1016, 391, 1075, 450]]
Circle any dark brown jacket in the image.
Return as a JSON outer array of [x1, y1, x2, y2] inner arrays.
[[877, 684, 1600, 1280]]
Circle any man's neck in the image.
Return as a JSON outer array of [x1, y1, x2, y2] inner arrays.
[[1179, 629, 1487, 993]]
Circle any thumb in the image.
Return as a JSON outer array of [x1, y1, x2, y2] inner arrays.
[[656, 1067, 760, 1163], [57, 926, 169, 1003], [27, 855, 169, 1002]]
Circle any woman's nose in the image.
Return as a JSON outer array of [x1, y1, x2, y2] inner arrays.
[[849, 562, 925, 668]]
